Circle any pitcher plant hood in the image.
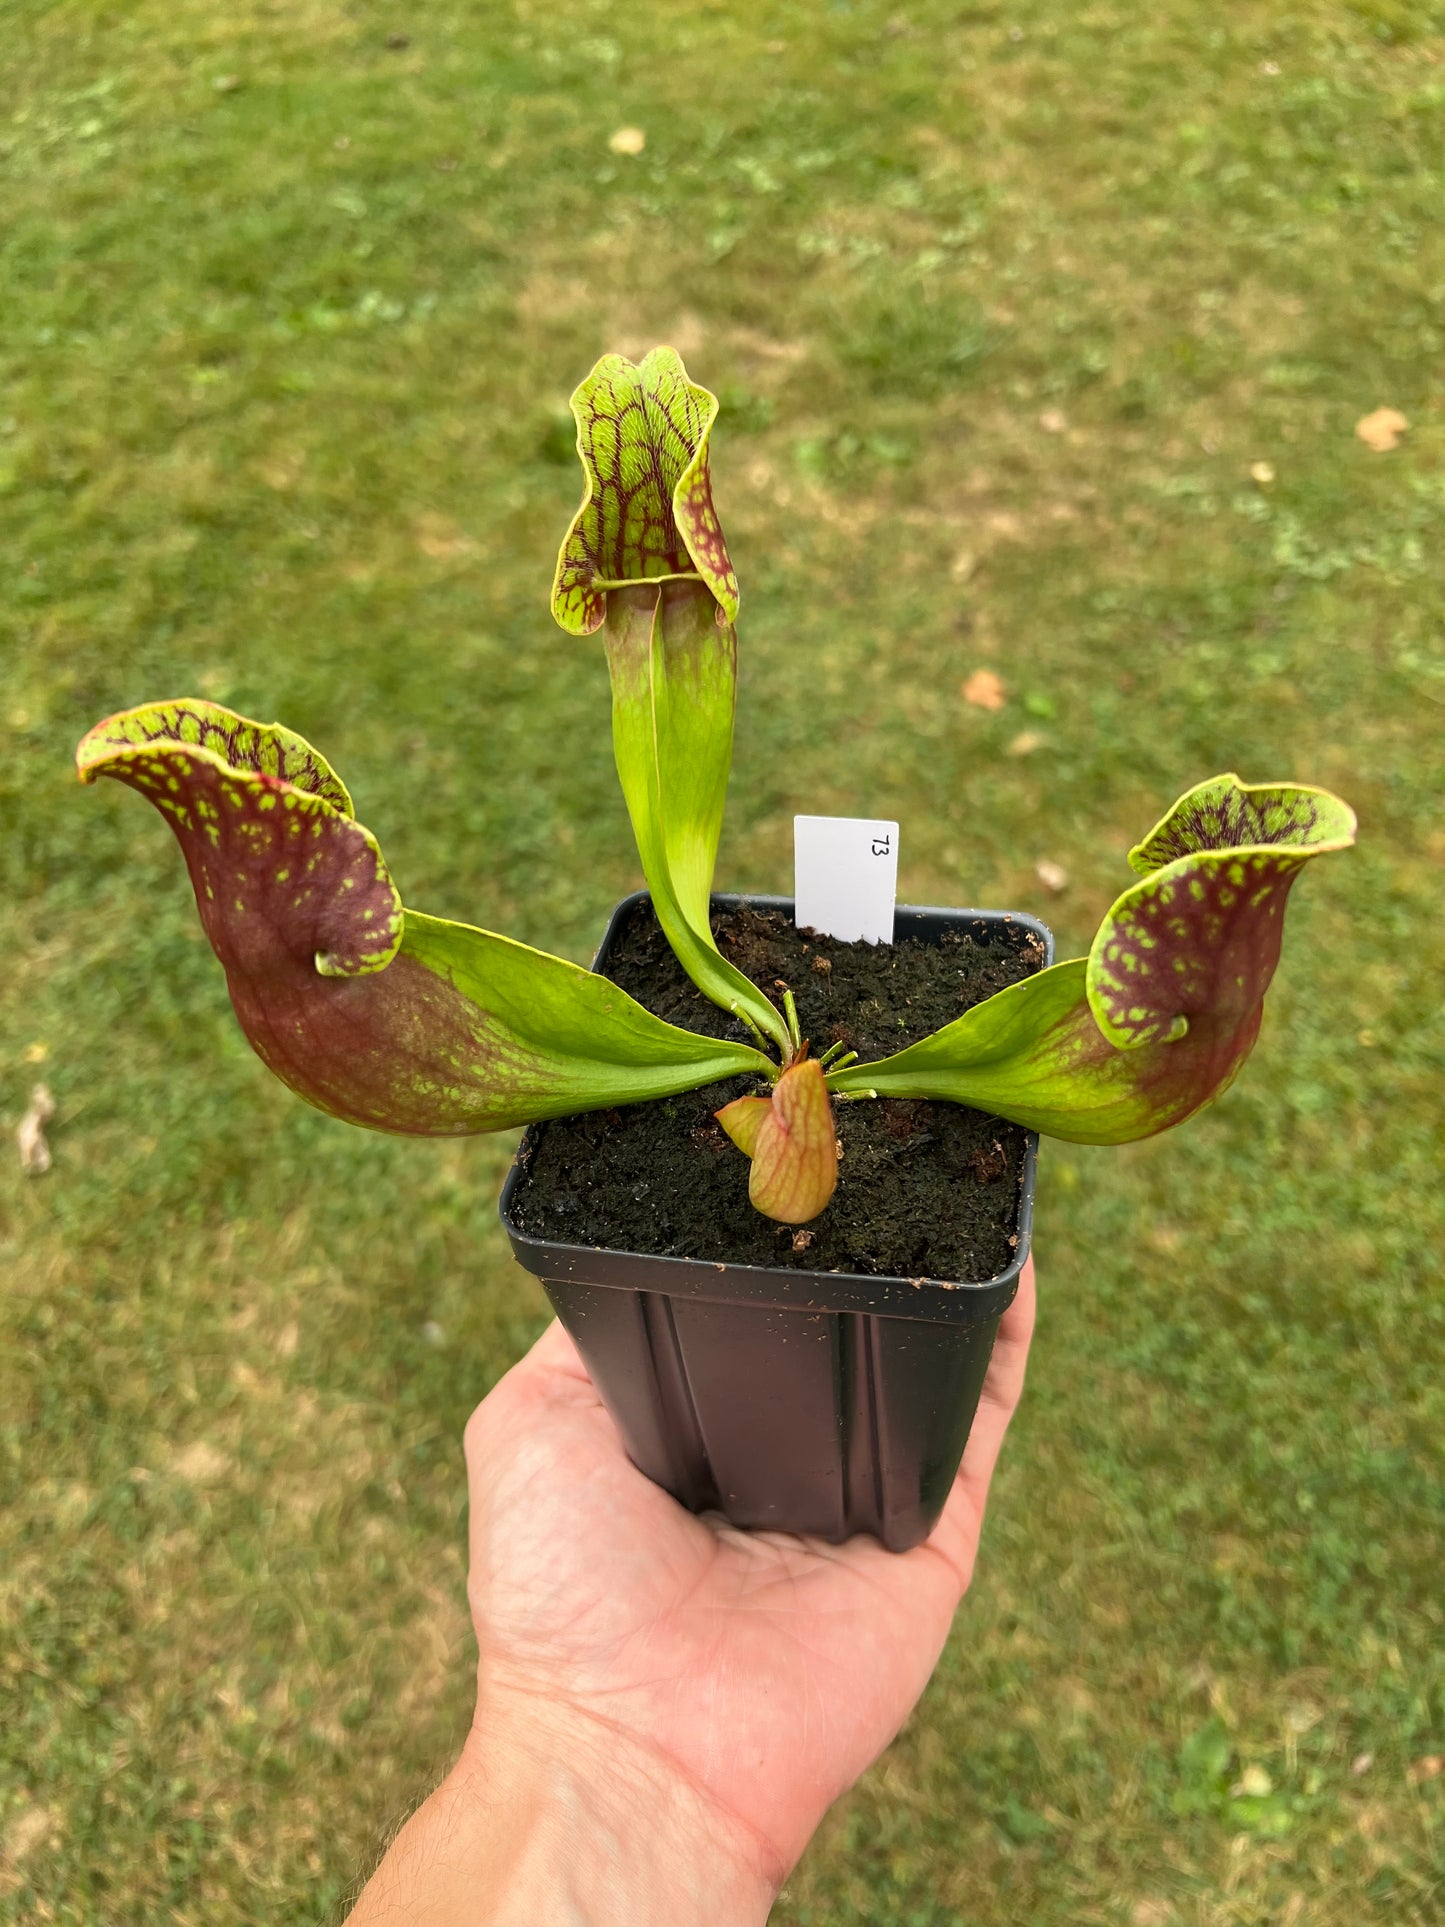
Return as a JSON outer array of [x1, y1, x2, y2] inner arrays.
[[551, 346, 740, 635]]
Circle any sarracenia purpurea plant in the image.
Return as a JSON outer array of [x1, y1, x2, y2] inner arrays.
[[77, 349, 1356, 1226]]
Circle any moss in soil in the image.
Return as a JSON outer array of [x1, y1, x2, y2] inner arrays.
[[512, 902, 1047, 1282]]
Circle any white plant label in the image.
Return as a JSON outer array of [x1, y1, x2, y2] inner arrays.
[[793, 815, 899, 945]]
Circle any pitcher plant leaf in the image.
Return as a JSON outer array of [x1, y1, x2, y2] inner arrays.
[[830, 775, 1355, 1144], [549, 350, 782, 1046], [78, 701, 771, 1134], [720, 1059, 839, 1225]]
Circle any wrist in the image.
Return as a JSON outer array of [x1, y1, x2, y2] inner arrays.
[[459, 1686, 778, 1926], [347, 1686, 779, 1926]]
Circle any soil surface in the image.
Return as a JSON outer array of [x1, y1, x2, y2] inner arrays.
[[510, 902, 1047, 1283]]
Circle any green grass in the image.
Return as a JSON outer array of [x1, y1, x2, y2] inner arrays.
[[2, 0, 1442, 1920]]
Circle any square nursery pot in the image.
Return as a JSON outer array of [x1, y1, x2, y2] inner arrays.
[[500, 893, 1053, 1553]]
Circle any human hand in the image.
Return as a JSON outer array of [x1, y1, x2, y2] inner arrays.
[[348, 1258, 1034, 1925]]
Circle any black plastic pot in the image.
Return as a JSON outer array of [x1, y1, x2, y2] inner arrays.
[[500, 894, 1052, 1553]]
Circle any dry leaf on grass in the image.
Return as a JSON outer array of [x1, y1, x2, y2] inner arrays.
[[1234, 1763, 1274, 1797], [1035, 859, 1069, 893], [3, 1802, 59, 1864], [414, 513, 474, 561], [608, 126, 646, 156], [1355, 407, 1408, 452], [170, 1439, 231, 1484], [1408, 1755, 1443, 1784], [1130, 1903, 1172, 1927], [1008, 730, 1045, 757], [962, 668, 1006, 710], [17, 1084, 54, 1177]]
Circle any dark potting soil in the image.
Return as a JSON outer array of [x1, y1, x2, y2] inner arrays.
[[511, 902, 1047, 1283]]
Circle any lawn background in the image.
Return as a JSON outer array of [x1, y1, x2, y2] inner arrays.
[[1, 1, 1442, 1921]]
